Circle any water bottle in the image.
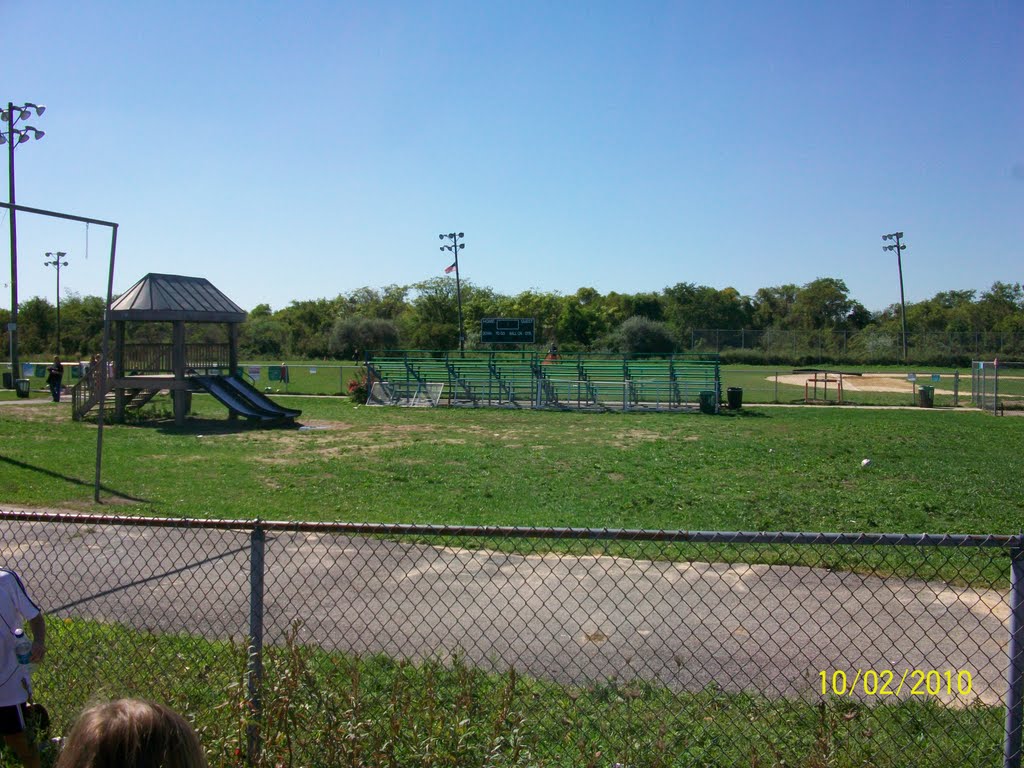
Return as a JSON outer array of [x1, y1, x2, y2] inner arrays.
[[13, 629, 31, 666]]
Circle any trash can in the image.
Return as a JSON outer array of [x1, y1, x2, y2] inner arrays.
[[15, 379, 30, 398], [918, 385, 934, 408], [727, 386, 743, 409], [2, 372, 11, 389], [698, 390, 717, 414]]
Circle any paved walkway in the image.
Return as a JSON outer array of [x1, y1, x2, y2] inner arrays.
[[1, 509, 1009, 706]]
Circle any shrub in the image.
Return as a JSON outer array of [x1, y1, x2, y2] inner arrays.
[[614, 316, 676, 354]]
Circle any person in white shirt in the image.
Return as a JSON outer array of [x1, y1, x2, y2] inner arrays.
[[0, 569, 45, 768]]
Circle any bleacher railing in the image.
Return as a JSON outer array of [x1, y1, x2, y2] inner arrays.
[[366, 351, 720, 411]]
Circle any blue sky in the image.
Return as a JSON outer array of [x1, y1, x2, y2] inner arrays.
[[4, 1, 1021, 314]]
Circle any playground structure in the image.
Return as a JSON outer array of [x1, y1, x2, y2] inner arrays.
[[365, 351, 721, 412], [71, 273, 299, 426]]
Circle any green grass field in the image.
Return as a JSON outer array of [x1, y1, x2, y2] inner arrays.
[[1, 392, 1021, 585], [1, 393, 1018, 532], [12, 619, 1001, 768], [2, 396, 1020, 766]]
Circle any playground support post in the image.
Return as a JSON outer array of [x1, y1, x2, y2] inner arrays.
[[0, 202, 118, 502]]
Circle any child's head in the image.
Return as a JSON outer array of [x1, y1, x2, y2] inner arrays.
[[56, 699, 207, 768]]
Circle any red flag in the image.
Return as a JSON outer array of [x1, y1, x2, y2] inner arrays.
[[444, 262, 457, 274]]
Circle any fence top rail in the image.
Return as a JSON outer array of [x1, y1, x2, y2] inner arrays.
[[0, 510, 1018, 548]]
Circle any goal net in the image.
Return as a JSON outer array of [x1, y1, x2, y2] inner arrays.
[[368, 381, 444, 407]]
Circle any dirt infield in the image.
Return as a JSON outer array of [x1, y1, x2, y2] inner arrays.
[[771, 373, 952, 394]]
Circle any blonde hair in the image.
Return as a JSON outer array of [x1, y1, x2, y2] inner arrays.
[[55, 699, 207, 768]]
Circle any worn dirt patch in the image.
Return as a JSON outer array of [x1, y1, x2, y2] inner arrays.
[[771, 373, 953, 394], [615, 429, 669, 443], [0, 401, 66, 422]]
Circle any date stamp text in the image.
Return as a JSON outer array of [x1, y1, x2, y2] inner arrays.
[[819, 669, 973, 697]]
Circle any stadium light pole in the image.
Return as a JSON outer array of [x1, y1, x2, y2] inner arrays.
[[1, 101, 46, 385], [439, 232, 466, 356], [44, 251, 69, 357], [882, 232, 908, 362]]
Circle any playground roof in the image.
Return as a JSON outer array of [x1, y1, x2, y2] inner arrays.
[[109, 273, 247, 323]]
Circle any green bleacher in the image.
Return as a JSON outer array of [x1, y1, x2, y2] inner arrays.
[[365, 352, 719, 411]]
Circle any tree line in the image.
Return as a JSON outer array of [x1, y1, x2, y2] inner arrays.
[[3, 277, 1022, 365]]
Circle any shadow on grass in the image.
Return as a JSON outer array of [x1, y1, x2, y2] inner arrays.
[[49, 540, 250, 613], [112, 416, 302, 436], [0, 455, 151, 503], [718, 409, 771, 419]]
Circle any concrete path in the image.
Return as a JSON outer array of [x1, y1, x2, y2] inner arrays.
[[1, 510, 1009, 706]]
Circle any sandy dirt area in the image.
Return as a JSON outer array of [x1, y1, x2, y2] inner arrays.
[[771, 372, 952, 394]]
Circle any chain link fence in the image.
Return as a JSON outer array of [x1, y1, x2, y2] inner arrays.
[[722, 369, 962, 407], [690, 329, 1024, 360], [2, 510, 1021, 767], [974, 361, 1024, 414]]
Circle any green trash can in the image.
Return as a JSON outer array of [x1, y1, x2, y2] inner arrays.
[[727, 387, 743, 409], [15, 379, 30, 398], [918, 385, 934, 408], [699, 390, 717, 414]]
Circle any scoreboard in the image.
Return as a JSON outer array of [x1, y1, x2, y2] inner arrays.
[[480, 318, 535, 344]]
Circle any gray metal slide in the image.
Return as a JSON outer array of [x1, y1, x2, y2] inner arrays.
[[219, 375, 302, 418], [192, 376, 300, 422]]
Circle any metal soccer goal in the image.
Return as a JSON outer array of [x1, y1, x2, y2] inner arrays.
[[368, 380, 444, 407]]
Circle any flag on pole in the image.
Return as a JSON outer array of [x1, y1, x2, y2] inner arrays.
[[444, 262, 457, 274]]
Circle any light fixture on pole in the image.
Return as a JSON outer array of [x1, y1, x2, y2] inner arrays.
[[882, 231, 908, 361], [44, 251, 69, 357], [1, 101, 46, 386], [439, 231, 466, 356]]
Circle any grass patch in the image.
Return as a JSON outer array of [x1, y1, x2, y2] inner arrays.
[[1, 396, 1021, 584], [7, 617, 1003, 768]]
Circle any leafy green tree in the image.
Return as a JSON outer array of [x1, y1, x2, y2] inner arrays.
[[399, 277, 461, 350], [56, 293, 105, 358], [556, 300, 602, 349], [338, 285, 409, 320], [16, 297, 55, 356], [790, 277, 857, 329], [329, 316, 400, 358], [504, 290, 564, 345], [240, 315, 289, 358], [278, 298, 342, 358], [978, 282, 1023, 330], [614, 316, 676, 354], [662, 283, 749, 332], [750, 284, 799, 329]]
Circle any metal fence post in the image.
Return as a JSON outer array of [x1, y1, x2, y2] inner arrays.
[[994, 362, 1000, 416], [247, 524, 266, 766], [1005, 539, 1024, 768]]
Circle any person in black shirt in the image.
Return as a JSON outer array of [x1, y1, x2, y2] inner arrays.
[[45, 357, 63, 403]]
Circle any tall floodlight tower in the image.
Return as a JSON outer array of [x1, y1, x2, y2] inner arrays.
[[44, 251, 69, 356], [882, 232, 908, 361], [1, 101, 46, 384], [439, 232, 466, 356]]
